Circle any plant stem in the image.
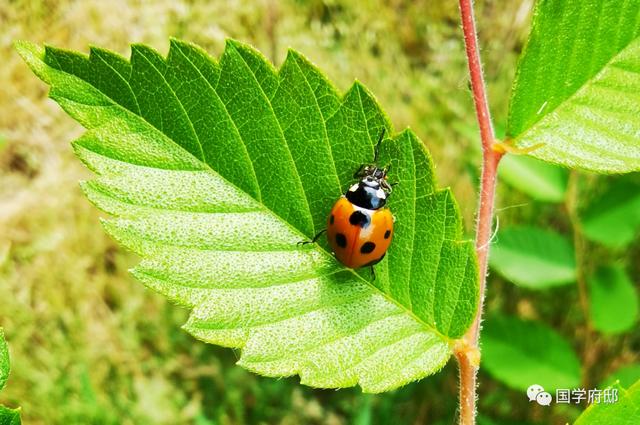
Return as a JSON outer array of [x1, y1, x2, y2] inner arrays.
[[566, 170, 595, 387], [456, 1, 504, 424]]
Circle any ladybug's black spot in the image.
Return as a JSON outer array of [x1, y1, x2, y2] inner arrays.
[[384, 230, 391, 239], [360, 241, 376, 254], [335, 233, 347, 248], [363, 253, 386, 267], [349, 210, 370, 228], [330, 214, 335, 225]]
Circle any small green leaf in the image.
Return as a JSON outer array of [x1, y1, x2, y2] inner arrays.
[[0, 329, 8, 392], [508, 0, 640, 173], [588, 266, 639, 335], [482, 316, 582, 391], [489, 226, 576, 288], [499, 155, 568, 203], [0, 407, 21, 425], [0, 330, 21, 425], [16, 39, 479, 393], [582, 179, 640, 249], [574, 380, 640, 425], [602, 364, 640, 389]]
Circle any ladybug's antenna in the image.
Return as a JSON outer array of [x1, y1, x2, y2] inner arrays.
[[373, 128, 386, 164]]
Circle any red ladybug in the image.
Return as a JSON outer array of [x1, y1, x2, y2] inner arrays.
[[304, 130, 394, 270]]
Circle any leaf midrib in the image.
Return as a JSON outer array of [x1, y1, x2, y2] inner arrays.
[[512, 34, 640, 144], [41, 46, 451, 344]]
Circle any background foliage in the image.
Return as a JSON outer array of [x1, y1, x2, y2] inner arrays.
[[0, 0, 638, 424]]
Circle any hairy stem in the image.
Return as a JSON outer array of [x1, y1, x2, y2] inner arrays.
[[456, 1, 504, 424], [566, 170, 596, 387]]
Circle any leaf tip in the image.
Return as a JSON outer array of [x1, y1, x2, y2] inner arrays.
[[129, 42, 145, 50], [346, 80, 392, 133], [168, 37, 192, 53], [77, 180, 91, 197], [180, 322, 211, 344], [171, 37, 217, 59], [224, 37, 242, 51], [72, 143, 100, 175], [285, 47, 304, 63], [397, 127, 414, 141], [13, 40, 40, 57], [350, 79, 375, 100], [98, 218, 133, 251], [128, 266, 147, 283], [14, 40, 46, 75]]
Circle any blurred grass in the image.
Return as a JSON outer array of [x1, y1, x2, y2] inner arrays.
[[1, 0, 637, 424]]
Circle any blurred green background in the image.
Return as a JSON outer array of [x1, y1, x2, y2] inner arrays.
[[0, 0, 638, 424]]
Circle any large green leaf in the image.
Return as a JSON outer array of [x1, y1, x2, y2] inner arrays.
[[489, 226, 576, 288], [588, 265, 639, 335], [574, 380, 640, 425], [16, 39, 478, 393], [482, 316, 582, 391], [508, 0, 640, 173]]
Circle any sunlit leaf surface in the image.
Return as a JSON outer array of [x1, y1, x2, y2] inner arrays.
[[508, 0, 640, 173]]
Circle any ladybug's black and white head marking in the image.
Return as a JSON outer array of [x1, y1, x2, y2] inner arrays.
[[346, 170, 390, 210], [345, 129, 393, 210]]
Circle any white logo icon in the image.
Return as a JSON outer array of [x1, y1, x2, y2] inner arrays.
[[536, 391, 552, 406], [527, 384, 553, 406], [527, 384, 545, 402]]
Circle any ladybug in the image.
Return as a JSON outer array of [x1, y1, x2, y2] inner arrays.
[[304, 130, 395, 271]]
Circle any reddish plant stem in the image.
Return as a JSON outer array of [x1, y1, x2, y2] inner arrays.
[[459, 0, 495, 152], [456, 1, 504, 424]]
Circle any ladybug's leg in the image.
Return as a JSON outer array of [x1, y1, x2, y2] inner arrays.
[[297, 229, 327, 246], [380, 179, 397, 193], [370, 266, 376, 281], [310, 229, 327, 243]]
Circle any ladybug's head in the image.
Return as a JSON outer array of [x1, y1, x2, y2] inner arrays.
[[359, 165, 387, 181], [346, 165, 392, 210], [344, 128, 395, 210]]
